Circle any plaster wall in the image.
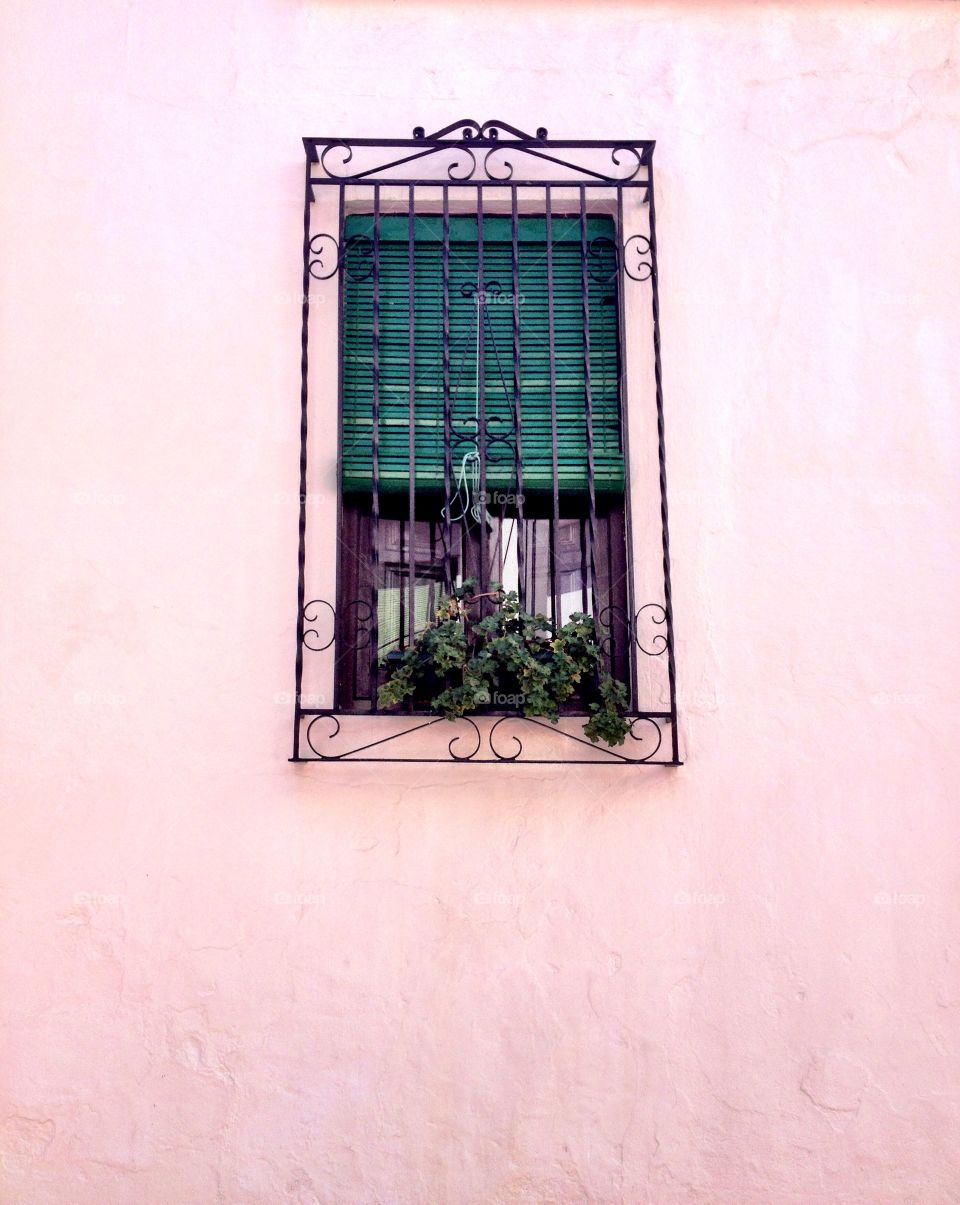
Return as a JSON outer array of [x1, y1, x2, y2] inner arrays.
[[2, 2, 960, 1200]]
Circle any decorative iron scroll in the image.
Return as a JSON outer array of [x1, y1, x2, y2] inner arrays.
[[304, 119, 653, 190], [292, 120, 681, 766], [312, 227, 651, 289], [596, 603, 669, 658], [307, 233, 373, 282], [302, 599, 668, 663], [301, 599, 373, 654], [622, 235, 653, 282], [299, 712, 672, 766]]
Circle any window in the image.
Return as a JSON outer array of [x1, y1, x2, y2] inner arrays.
[[293, 120, 679, 764], [335, 213, 632, 711]]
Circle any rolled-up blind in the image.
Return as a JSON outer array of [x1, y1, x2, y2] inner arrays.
[[341, 213, 623, 498]]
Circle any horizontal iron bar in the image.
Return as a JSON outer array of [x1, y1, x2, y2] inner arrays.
[[305, 137, 655, 153], [291, 757, 682, 765], [309, 178, 649, 190], [297, 709, 674, 719]]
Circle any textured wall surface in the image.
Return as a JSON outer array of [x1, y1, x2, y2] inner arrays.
[[2, 2, 960, 1201]]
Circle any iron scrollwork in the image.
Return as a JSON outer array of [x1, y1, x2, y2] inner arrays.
[[316, 228, 652, 289], [635, 603, 668, 656], [586, 233, 654, 286], [622, 234, 653, 282], [307, 233, 374, 283], [306, 120, 651, 188], [301, 599, 336, 651], [299, 709, 671, 765], [301, 599, 373, 654], [587, 236, 620, 285], [596, 603, 670, 657], [307, 233, 340, 281]]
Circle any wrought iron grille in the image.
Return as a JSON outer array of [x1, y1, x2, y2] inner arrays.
[[291, 119, 680, 765]]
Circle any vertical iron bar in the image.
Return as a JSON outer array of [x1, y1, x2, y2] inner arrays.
[[579, 185, 598, 620], [407, 190, 416, 649], [332, 184, 346, 711], [545, 187, 559, 626], [398, 539, 405, 650], [442, 188, 453, 592], [511, 188, 525, 606], [646, 152, 680, 762], [616, 185, 639, 708], [580, 522, 589, 612], [477, 191, 487, 597], [293, 155, 313, 759], [530, 520, 537, 609], [370, 185, 382, 710]]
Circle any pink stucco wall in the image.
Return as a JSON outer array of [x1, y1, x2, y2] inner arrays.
[[3, 2, 960, 1200]]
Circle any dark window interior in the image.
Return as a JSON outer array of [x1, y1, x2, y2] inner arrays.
[[336, 498, 631, 712]]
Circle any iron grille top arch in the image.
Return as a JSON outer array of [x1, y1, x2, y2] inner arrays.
[[303, 120, 654, 191]]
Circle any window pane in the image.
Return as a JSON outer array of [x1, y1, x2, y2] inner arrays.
[[522, 516, 587, 622], [337, 502, 630, 710]]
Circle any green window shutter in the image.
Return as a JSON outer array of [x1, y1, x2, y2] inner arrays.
[[341, 214, 623, 498]]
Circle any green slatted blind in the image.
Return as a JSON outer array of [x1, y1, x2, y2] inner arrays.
[[341, 214, 623, 498]]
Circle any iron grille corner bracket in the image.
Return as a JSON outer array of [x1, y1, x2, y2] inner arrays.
[[291, 121, 681, 766]]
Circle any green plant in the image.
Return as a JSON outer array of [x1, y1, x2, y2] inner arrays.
[[378, 579, 631, 747]]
